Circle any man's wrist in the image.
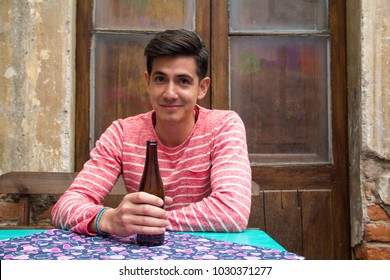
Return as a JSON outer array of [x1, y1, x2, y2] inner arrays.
[[94, 207, 110, 235]]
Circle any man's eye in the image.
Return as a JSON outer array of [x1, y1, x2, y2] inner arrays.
[[154, 76, 165, 83], [179, 78, 190, 85]]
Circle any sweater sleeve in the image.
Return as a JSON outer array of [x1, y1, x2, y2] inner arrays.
[[167, 113, 252, 232], [51, 121, 124, 235]]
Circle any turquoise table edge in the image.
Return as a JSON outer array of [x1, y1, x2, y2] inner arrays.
[[0, 229, 45, 240], [181, 229, 286, 251], [0, 228, 286, 251]]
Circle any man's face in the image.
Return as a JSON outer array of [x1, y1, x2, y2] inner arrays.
[[145, 56, 210, 127]]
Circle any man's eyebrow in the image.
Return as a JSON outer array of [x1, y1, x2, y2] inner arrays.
[[176, 73, 193, 80], [151, 71, 194, 80], [151, 71, 166, 76]]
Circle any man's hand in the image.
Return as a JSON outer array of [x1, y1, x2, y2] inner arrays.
[[91, 192, 173, 237]]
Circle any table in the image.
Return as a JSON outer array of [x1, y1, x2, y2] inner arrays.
[[0, 228, 285, 250], [0, 228, 304, 260], [0, 229, 46, 240]]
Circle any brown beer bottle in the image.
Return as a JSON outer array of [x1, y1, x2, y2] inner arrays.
[[136, 140, 165, 246]]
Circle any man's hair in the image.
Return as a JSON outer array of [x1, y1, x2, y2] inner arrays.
[[144, 29, 209, 80]]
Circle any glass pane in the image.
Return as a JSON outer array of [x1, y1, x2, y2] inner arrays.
[[95, 0, 195, 30], [229, 0, 327, 32], [93, 33, 154, 142], [230, 36, 329, 163]]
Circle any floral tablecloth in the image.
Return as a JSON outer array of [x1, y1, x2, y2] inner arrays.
[[0, 229, 304, 260]]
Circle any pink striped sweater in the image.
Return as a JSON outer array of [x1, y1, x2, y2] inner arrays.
[[52, 105, 252, 234]]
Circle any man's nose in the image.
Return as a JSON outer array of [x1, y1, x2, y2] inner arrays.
[[163, 81, 178, 99]]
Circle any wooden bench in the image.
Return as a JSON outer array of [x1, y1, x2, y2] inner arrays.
[[0, 171, 261, 229], [0, 172, 127, 229]]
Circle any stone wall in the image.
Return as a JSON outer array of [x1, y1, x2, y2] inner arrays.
[[0, 0, 75, 175], [348, 0, 390, 259], [0, 0, 75, 226]]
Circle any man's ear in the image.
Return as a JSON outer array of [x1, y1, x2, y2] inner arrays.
[[198, 77, 211, 100], [144, 71, 150, 86]]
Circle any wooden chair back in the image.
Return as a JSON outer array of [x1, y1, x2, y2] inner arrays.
[[0, 172, 126, 228], [0, 172, 261, 229]]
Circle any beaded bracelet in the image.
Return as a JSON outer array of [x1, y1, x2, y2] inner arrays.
[[94, 207, 109, 236]]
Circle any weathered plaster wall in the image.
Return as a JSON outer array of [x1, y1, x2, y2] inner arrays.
[[0, 0, 75, 174], [348, 0, 390, 259], [362, 1, 390, 159]]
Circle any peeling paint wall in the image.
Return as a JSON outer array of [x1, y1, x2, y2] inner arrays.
[[362, 0, 390, 159], [348, 0, 390, 259], [0, 0, 75, 174]]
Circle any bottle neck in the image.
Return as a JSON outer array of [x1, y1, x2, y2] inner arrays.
[[146, 141, 158, 172], [141, 141, 163, 192], [139, 140, 164, 200]]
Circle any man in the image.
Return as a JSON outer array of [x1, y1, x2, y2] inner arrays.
[[52, 29, 252, 237]]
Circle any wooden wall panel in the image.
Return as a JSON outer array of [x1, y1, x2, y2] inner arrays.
[[263, 190, 303, 255], [300, 190, 332, 259], [248, 190, 265, 230], [248, 189, 334, 259]]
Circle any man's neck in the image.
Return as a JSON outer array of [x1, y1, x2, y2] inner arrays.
[[154, 110, 197, 148]]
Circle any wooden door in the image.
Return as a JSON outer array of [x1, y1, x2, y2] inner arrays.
[[75, 0, 211, 169], [212, 0, 349, 259], [76, 0, 349, 259]]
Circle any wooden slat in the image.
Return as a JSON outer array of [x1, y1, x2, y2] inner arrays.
[[252, 165, 335, 189], [0, 172, 127, 195], [75, 0, 94, 170], [263, 190, 303, 255], [327, 0, 350, 259], [211, 0, 229, 109], [195, 0, 211, 109], [247, 181, 265, 229], [300, 190, 332, 259], [0, 225, 53, 229], [18, 195, 30, 226]]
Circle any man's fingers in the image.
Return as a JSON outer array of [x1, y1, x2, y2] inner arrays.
[[124, 192, 164, 207], [126, 214, 169, 228]]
